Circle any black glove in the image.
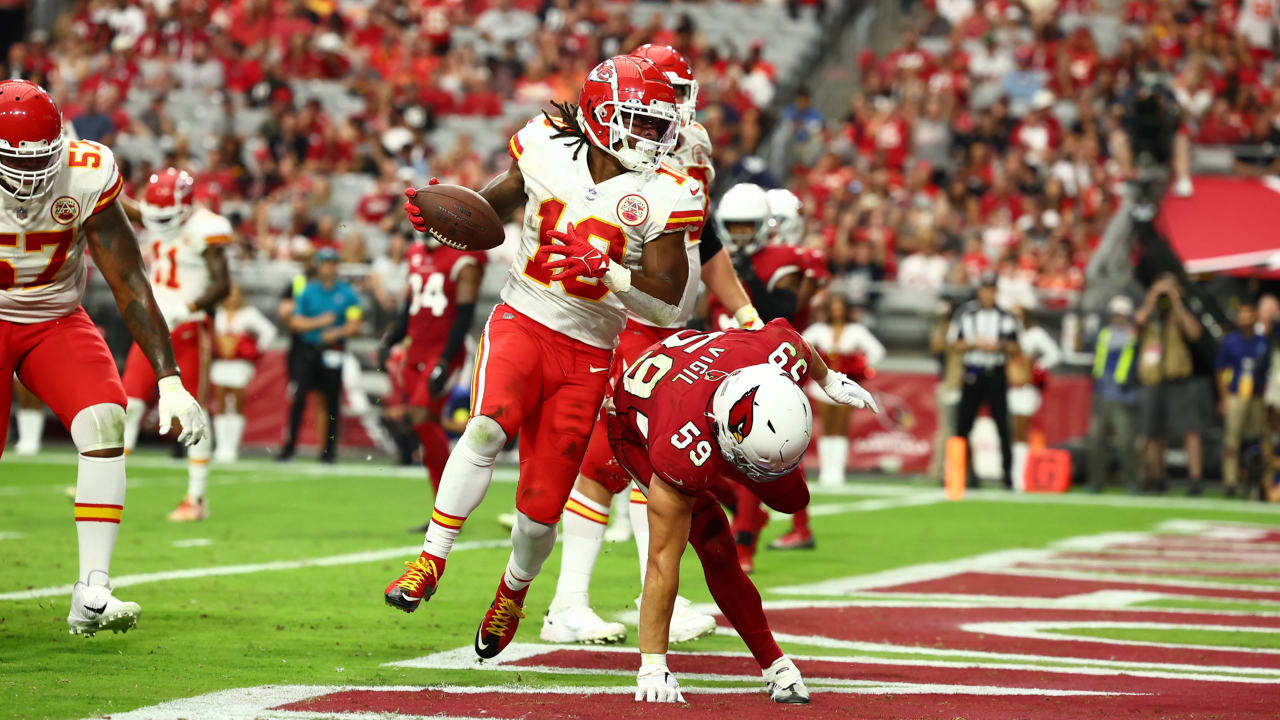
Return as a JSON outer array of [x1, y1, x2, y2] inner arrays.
[[732, 251, 757, 282], [428, 358, 451, 397]]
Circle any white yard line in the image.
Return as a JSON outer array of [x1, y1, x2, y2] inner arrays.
[[172, 538, 214, 548], [770, 492, 946, 520], [0, 538, 510, 602], [960, 620, 1280, 654]]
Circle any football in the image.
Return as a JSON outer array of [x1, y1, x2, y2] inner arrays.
[[413, 183, 505, 251]]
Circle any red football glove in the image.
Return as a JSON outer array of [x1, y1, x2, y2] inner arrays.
[[403, 178, 440, 233], [545, 223, 609, 281]]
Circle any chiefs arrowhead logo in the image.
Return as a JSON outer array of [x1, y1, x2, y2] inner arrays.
[[727, 386, 760, 443]]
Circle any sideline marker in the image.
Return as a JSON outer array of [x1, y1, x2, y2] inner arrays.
[[945, 437, 966, 501]]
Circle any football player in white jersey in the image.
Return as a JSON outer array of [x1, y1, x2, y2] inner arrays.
[[386, 56, 701, 660], [541, 43, 762, 647], [119, 168, 230, 522], [0, 80, 207, 636]]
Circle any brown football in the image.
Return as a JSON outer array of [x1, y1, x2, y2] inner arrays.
[[413, 184, 505, 252]]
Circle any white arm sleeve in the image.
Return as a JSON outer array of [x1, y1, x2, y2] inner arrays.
[[247, 307, 280, 349], [851, 324, 887, 367]]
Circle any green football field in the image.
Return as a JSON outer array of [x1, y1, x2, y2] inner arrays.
[[3, 449, 1280, 720]]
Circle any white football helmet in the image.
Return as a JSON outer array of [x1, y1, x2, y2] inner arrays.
[[715, 183, 771, 256], [765, 188, 804, 246], [709, 363, 812, 482]]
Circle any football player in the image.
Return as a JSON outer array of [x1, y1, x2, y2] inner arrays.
[[540, 43, 761, 647], [0, 80, 207, 635], [387, 56, 703, 660], [606, 320, 876, 703], [119, 168, 231, 522], [378, 228, 486, 519]]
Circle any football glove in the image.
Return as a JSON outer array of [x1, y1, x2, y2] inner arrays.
[[635, 662, 685, 703], [157, 375, 208, 446], [819, 370, 879, 413], [428, 358, 451, 397], [545, 223, 609, 281], [403, 178, 440, 233], [734, 304, 764, 330]]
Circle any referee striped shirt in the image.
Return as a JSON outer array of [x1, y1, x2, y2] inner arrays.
[[947, 301, 1020, 370]]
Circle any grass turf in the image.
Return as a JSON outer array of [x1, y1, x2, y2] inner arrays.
[[2, 449, 1280, 719]]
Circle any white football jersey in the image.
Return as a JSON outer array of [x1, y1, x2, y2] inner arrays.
[[670, 120, 715, 191], [0, 139, 123, 323], [143, 207, 232, 326], [501, 116, 705, 349], [628, 120, 717, 330]]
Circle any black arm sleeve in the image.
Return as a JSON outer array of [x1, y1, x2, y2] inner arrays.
[[697, 218, 723, 266], [438, 302, 476, 363], [742, 271, 797, 322]]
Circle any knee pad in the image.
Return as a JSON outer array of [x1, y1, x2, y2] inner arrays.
[[71, 403, 126, 453], [461, 415, 507, 458], [514, 511, 557, 542]]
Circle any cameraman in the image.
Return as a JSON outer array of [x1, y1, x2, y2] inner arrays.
[[1134, 274, 1208, 495]]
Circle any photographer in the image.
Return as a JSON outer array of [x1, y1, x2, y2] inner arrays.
[[1135, 274, 1208, 495]]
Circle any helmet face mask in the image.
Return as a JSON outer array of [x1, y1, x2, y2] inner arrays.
[[715, 183, 771, 255], [0, 80, 66, 202], [579, 56, 680, 173]]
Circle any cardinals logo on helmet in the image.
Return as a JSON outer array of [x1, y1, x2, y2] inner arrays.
[[727, 386, 760, 443]]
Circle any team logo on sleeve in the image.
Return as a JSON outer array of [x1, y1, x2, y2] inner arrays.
[[51, 196, 80, 225], [727, 386, 760, 443], [617, 194, 649, 226]]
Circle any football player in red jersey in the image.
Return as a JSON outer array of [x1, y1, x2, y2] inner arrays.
[[0, 80, 207, 636], [540, 43, 762, 647], [379, 227, 486, 523], [120, 168, 231, 523], [387, 56, 701, 660], [606, 320, 876, 703]]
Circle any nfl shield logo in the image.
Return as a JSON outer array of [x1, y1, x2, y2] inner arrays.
[[14, 206, 26, 220]]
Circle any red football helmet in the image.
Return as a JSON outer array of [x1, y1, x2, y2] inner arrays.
[[140, 167, 196, 233], [577, 55, 680, 172], [631, 44, 698, 126], [0, 80, 65, 201]]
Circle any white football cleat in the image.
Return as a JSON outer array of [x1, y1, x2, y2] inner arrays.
[[603, 514, 632, 543], [67, 572, 141, 637], [636, 595, 717, 643], [496, 512, 517, 530], [541, 604, 627, 644], [763, 656, 810, 704]]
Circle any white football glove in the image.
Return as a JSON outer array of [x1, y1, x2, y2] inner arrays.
[[636, 661, 685, 703], [157, 375, 208, 446], [819, 370, 879, 413]]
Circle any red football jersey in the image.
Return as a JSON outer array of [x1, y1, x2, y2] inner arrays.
[[607, 319, 812, 498], [405, 242, 487, 365], [708, 245, 805, 330]]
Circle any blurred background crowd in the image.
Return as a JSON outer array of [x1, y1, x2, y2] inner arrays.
[[6, 0, 1280, 497]]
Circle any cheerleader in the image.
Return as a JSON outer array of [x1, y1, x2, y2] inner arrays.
[[1007, 306, 1061, 488], [803, 294, 886, 488], [210, 285, 278, 462]]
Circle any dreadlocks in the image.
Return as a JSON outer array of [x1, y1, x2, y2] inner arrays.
[[543, 100, 591, 162]]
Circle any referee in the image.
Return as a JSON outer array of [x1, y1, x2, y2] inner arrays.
[[278, 248, 363, 463], [947, 272, 1021, 488]]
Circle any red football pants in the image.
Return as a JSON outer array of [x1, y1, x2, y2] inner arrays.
[[470, 304, 611, 524], [0, 307, 127, 457], [122, 318, 211, 403]]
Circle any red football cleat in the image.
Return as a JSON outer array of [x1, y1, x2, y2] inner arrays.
[[474, 578, 528, 659], [768, 528, 816, 551], [384, 552, 445, 612]]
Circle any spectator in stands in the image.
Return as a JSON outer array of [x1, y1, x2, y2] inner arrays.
[[832, 238, 885, 310], [1087, 295, 1141, 492], [1002, 46, 1047, 116], [279, 248, 364, 464], [897, 228, 950, 290], [1217, 299, 1272, 499], [71, 88, 118, 144], [370, 231, 410, 333], [1135, 274, 1208, 495]]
